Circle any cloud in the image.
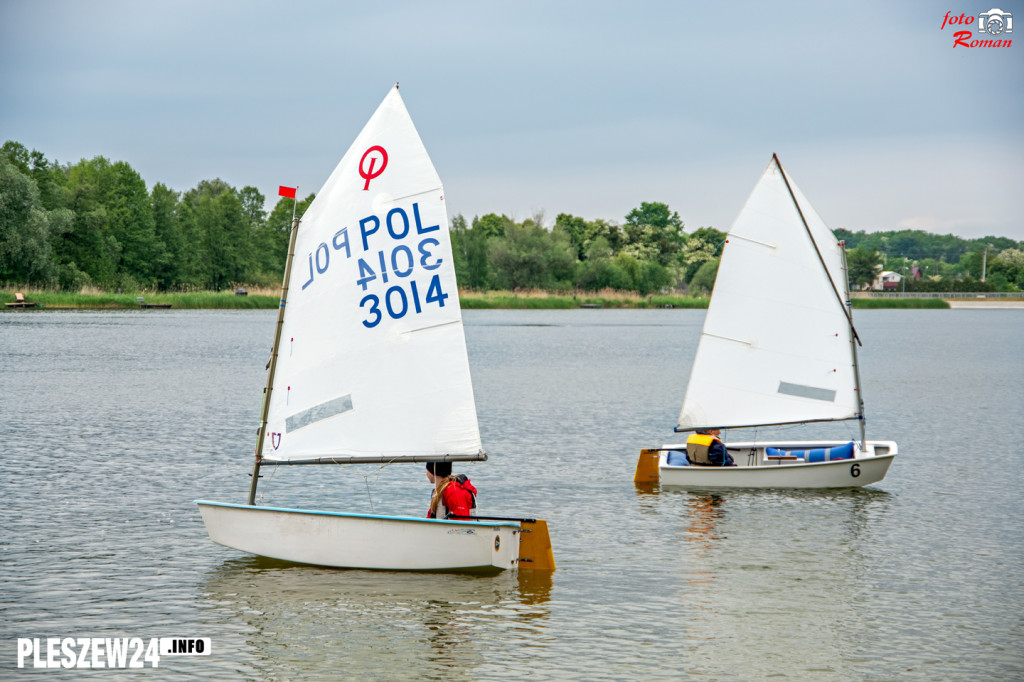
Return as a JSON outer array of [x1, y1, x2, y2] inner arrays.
[[2, 0, 1021, 240]]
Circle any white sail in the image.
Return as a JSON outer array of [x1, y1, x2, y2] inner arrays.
[[262, 85, 481, 462], [677, 156, 860, 431]]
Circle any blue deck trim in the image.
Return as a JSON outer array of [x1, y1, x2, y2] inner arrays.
[[194, 500, 520, 527]]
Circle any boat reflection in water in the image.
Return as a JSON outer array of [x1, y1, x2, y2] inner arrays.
[[199, 558, 552, 679], [640, 485, 894, 675]]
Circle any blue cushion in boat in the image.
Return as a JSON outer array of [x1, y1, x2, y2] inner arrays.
[[765, 441, 855, 463], [665, 450, 689, 466]]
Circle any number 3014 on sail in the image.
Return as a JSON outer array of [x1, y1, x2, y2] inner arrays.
[[195, 83, 555, 573]]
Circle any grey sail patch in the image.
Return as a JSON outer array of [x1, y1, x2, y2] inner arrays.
[[777, 381, 836, 402], [286, 394, 354, 432]]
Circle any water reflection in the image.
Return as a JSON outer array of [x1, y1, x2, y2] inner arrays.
[[515, 568, 554, 606], [684, 494, 726, 555], [677, 493, 726, 629], [643, 486, 898, 674], [199, 558, 552, 679]]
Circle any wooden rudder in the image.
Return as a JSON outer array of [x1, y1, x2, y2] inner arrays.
[[634, 448, 661, 484], [518, 519, 556, 571]]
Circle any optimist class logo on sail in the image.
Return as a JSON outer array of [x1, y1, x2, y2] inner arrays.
[[359, 146, 388, 190]]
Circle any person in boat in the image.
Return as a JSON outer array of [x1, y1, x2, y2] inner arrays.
[[425, 461, 478, 519], [686, 428, 736, 466]]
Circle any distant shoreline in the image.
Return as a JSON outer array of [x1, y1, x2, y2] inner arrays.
[[945, 300, 1024, 309], [9, 289, 1019, 310]]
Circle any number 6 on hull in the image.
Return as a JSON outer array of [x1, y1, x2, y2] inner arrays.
[[635, 155, 897, 490]]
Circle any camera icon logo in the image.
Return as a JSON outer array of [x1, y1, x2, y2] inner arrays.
[[978, 8, 1013, 36]]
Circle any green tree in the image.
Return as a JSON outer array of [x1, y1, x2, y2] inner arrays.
[[464, 214, 516, 289], [151, 182, 188, 288], [690, 258, 720, 295], [239, 186, 266, 229], [184, 179, 253, 289], [262, 192, 313, 281], [623, 201, 686, 266], [681, 233, 722, 284], [449, 213, 470, 285], [846, 246, 883, 289], [487, 219, 574, 290], [2, 143, 68, 212], [473, 213, 514, 239], [463, 228, 491, 289], [106, 161, 164, 288], [614, 252, 671, 295], [575, 237, 630, 290], [1, 141, 31, 173], [0, 155, 62, 286], [51, 156, 167, 289], [61, 157, 119, 286], [959, 250, 985, 280], [554, 213, 590, 261], [988, 248, 1023, 290]]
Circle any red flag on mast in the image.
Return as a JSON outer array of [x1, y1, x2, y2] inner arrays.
[[278, 185, 296, 199]]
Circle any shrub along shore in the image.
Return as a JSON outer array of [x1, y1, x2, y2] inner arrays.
[[1, 288, 954, 310]]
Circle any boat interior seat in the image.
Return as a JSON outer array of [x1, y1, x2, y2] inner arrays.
[[665, 450, 689, 466], [765, 441, 856, 463]]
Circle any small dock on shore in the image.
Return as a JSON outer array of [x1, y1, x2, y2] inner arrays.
[[4, 293, 39, 308], [137, 297, 172, 309]]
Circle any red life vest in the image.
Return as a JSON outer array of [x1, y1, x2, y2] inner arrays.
[[427, 477, 478, 518]]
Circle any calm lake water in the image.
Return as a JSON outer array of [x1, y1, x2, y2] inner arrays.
[[1, 308, 1022, 680]]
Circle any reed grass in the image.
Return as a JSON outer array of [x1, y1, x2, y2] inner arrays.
[[850, 298, 949, 309], [3, 287, 953, 310], [1, 288, 279, 309], [457, 288, 709, 309]]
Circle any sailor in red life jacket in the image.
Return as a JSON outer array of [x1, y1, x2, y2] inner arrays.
[[425, 461, 478, 519]]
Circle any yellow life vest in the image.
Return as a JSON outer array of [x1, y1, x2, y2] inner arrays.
[[686, 433, 717, 465]]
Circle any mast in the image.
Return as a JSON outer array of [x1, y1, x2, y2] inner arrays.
[[247, 212, 301, 505], [773, 154, 861, 346], [774, 153, 864, 440], [840, 243, 868, 446]]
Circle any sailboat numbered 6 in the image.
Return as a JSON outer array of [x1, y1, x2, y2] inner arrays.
[[636, 155, 897, 490]]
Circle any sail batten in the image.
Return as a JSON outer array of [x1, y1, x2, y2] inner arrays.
[[677, 157, 860, 432]]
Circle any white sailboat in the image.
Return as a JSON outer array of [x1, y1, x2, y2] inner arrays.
[[197, 85, 554, 571], [635, 155, 897, 489]]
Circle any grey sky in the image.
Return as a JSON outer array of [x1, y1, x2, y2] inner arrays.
[[2, 0, 1021, 240]]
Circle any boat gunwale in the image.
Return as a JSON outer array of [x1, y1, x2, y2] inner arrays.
[[195, 500, 521, 527], [658, 452, 896, 471]]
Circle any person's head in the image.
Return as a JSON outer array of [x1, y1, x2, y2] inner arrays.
[[697, 428, 721, 437], [425, 461, 452, 483]]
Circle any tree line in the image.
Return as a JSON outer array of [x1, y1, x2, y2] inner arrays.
[[2, 140, 1021, 294], [841, 229, 1024, 292]]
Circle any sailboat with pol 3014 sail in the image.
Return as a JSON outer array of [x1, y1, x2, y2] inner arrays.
[[635, 154, 897, 489], [196, 85, 554, 572]]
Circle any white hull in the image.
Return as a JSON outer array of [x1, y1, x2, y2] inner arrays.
[[196, 501, 521, 571], [657, 440, 897, 489]]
